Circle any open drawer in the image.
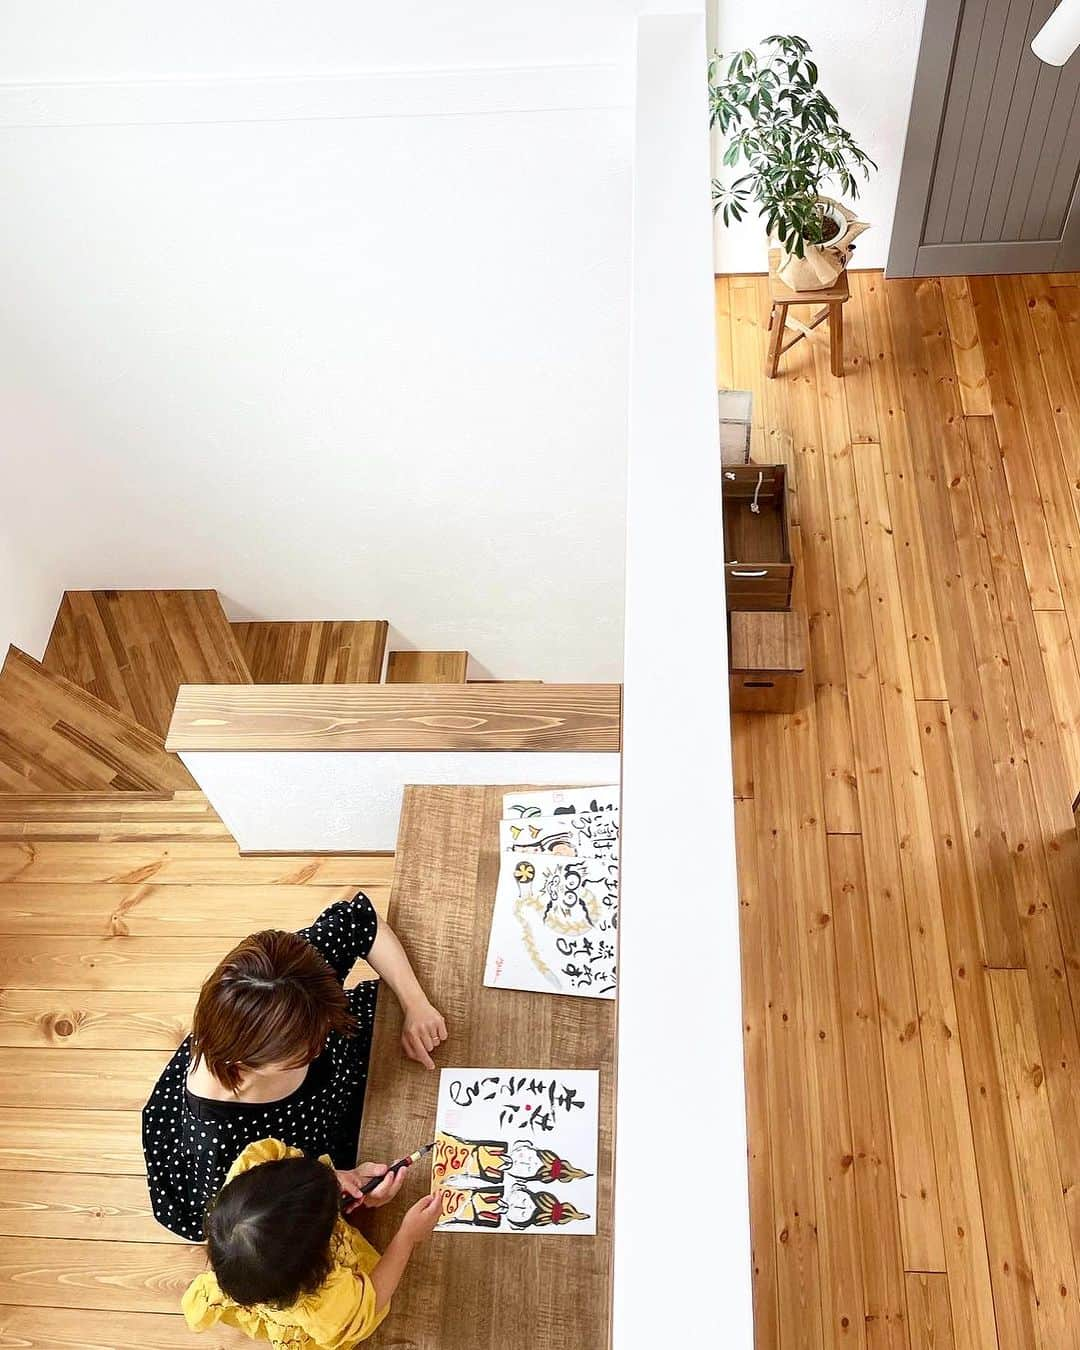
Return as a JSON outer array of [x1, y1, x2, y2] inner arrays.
[[722, 464, 793, 611]]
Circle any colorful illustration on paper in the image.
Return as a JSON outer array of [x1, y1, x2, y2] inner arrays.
[[485, 854, 617, 999], [498, 810, 620, 860], [430, 1069, 599, 1235], [501, 785, 620, 821]]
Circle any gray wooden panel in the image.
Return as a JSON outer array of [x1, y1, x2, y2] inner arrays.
[[890, 0, 1080, 276], [913, 238, 1063, 275]]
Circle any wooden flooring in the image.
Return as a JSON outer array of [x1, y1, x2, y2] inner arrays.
[[0, 793, 392, 1345], [233, 620, 388, 684], [721, 270, 1080, 1350], [44, 591, 252, 738]]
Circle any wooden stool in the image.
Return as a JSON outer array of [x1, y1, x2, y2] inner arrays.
[[765, 246, 849, 379], [729, 609, 807, 713]]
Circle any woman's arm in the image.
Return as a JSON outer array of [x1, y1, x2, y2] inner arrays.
[[366, 922, 448, 1069]]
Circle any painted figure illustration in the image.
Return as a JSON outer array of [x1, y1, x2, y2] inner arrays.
[[433, 1131, 591, 1187], [437, 1182, 590, 1230]]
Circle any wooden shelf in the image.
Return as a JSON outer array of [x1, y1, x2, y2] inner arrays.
[[165, 683, 621, 752]]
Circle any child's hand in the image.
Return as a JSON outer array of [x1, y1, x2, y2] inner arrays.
[[336, 1162, 408, 1213], [400, 1000, 448, 1070], [398, 1191, 443, 1246]]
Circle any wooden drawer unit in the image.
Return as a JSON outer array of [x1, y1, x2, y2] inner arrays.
[[722, 464, 793, 611], [729, 609, 807, 714]]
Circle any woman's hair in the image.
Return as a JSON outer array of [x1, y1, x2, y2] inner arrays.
[[206, 1157, 340, 1308], [508, 1188, 590, 1229], [191, 930, 356, 1092]]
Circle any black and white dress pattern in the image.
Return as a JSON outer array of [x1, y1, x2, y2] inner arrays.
[[141, 895, 380, 1241]]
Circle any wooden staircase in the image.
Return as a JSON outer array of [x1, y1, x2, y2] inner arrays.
[[43, 590, 251, 737], [0, 587, 516, 794]]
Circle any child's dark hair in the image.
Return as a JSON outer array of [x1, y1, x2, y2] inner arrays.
[[205, 1157, 340, 1308]]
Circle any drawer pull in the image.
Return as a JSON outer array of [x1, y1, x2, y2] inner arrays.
[[743, 680, 775, 688], [730, 568, 768, 578]]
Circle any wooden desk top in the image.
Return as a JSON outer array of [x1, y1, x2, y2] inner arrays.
[[358, 784, 616, 1350]]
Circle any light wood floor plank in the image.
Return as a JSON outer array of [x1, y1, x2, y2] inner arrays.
[[827, 836, 908, 1350], [852, 273, 948, 700], [0, 989, 190, 1051], [989, 970, 1080, 1348], [0, 1109, 142, 1174], [0, 1173, 185, 1244], [968, 277, 1063, 609], [1033, 610, 1080, 791], [0, 1236, 203, 1313], [0, 933, 382, 991], [0, 1304, 197, 1348], [0, 881, 385, 937], [750, 708, 825, 1350], [0, 844, 393, 886], [906, 1273, 957, 1350], [940, 276, 991, 416]]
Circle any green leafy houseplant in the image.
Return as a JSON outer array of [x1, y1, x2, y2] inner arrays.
[[709, 35, 875, 260]]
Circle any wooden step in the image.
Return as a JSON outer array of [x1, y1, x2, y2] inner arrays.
[[0, 649, 194, 794], [0, 790, 218, 821], [43, 589, 252, 738], [386, 649, 469, 682], [233, 620, 388, 683]]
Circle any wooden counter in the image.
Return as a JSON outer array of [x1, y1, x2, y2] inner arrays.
[[358, 785, 616, 1350]]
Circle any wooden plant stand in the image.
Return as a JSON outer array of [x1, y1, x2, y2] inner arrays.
[[765, 247, 849, 379]]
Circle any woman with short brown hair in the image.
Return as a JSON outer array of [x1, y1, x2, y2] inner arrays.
[[142, 893, 446, 1240]]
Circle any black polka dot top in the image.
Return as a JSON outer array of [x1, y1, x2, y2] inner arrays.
[[141, 894, 380, 1241]]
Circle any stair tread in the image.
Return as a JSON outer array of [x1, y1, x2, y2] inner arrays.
[[386, 650, 470, 683], [43, 590, 252, 737], [233, 620, 388, 683], [0, 648, 193, 794]]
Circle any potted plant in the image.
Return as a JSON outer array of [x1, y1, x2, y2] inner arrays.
[[709, 35, 875, 291]]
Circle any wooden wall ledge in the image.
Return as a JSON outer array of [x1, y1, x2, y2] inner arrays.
[[165, 683, 622, 752]]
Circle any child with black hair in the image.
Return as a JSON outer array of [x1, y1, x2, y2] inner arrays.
[[182, 1138, 442, 1349]]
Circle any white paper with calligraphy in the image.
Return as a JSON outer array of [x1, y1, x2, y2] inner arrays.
[[501, 785, 620, 820], [484, 854, 618, 999], [430, 1067, 599, 1235], [498, 810, 620, 861]]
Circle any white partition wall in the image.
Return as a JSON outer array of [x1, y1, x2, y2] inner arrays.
[[614, 12, 752, 1348]]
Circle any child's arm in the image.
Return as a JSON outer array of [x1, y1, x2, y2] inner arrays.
[[370, 1192, 443, 1312], [366, 923, 448, 1069]]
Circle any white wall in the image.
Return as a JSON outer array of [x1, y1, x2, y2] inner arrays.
[[711, 0, 929, 271], [0, 4, 666, 679], [0, 528, 61, 660], [615, 13, 752, 1348]]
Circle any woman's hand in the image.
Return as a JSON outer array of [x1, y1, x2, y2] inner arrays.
[[401, 999, 448, 1070], [336, 1162, 408, 1213], [398, 1191, 444, 1246]]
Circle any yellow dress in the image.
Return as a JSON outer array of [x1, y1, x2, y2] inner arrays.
[[182, 1138, 390, 1350]]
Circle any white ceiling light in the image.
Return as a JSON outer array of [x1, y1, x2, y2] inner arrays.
[[1032, 0, 1080, 65]]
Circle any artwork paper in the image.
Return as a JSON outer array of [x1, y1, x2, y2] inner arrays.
[[498, 810, 620, 860], [484, 854, 618, 999], [430, 1067, 599, 1235], [502, 785, 620, 820]]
